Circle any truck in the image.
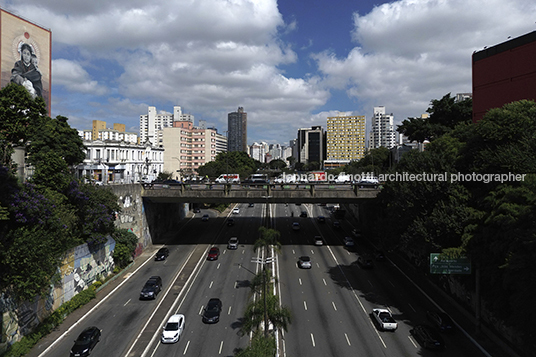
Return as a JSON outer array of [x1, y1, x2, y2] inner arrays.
[[215, 174, 240, 183]]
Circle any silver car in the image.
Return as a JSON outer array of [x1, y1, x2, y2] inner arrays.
[[228, 237, 239, 250], [298, 256, 312, 269]]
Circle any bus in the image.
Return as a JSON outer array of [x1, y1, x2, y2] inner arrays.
[[215, 174, 240, 183]]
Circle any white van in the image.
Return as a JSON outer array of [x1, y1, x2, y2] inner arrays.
[[215, 174, 240, 183]]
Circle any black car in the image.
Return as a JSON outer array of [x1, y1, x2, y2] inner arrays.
[[374, 249, 386, 261], [202, 298, 222, 323], [227, 218, 235, 226], [193, 207, 201, 213], [248, 203, 254, 207], [140, 276, 162, 300], [426, 310, 455, 333], [358, 255, 374, 269], [410, 324, 445, 350], [317, 216, 325, 223], [155, 247, 169, 261], [163, 179, 182, 185], [300, 211, 308, 217], [70, 326, 101, 357]]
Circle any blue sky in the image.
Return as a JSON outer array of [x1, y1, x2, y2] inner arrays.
[[1, 0, 535, 146]]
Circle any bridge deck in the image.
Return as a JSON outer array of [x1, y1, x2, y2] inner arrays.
[[141, 183, 380, 204]]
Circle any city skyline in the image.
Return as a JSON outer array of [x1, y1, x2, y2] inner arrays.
[[1, 1, 535, 144]]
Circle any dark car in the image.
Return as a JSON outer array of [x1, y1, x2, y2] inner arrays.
[[426, 310, 455, 333], [410, 324, 445, 350], [70, 326, 101, 357], [317, 215, 325, 223], [358, 255, 374, 269], [155, 247, 169, 261], [193, 207, 201, 213], [163, 179, 182, 185], [202, 298, 222, 323], [333, 221, 341, 229], [374, 249, 386, 261], [248, 203, 254, 207], [207, 247, 220, 260], [140, 276, 162, 300], [227, 218, 235, 226], [300, 210, 308, 218]]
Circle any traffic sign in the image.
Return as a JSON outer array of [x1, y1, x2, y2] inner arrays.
[[430, 253, 471, 274]]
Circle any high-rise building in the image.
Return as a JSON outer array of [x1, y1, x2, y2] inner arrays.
[[140, 106, 192, 144], [297, 126, 324, 165], [325, 114, 366, 169], [227, 107, 247, 152], [369, 106, 396, 149]]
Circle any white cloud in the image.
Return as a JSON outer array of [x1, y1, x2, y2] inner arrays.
[[314, 0, 536, 124], [52, 59, 107, 95]]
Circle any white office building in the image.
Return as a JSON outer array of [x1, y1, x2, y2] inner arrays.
[[140, 105, 193, 145]]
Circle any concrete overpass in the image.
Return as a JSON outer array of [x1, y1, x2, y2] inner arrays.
[[141, 183, 380, 204]]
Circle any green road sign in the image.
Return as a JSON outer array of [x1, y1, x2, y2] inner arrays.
[[430, 253, 471, 274]]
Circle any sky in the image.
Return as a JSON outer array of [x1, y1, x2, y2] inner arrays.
[[1, 0, 535, 146]]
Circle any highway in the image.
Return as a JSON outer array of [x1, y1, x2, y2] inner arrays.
[[37, 203, 490, 357]]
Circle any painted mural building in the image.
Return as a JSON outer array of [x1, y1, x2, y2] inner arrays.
[[0, 8, 51, 114]]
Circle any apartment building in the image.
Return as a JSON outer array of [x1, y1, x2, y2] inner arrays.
[[228, 107, 248, 152], [326, 114, 366, 168], [369, 106, 396, 149]]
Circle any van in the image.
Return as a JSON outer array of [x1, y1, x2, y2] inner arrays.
[[215, 174, 240, 183]]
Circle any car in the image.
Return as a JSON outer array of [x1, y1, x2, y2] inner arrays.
[[207, 247, 220, 260], [154, 247, 169, 261], [314, 236, 324, 246], [163, 179, 183, 185], [202, 298, 222, 323], [372, 308, 398, 331], [333, 221, 341, 229], [426, 310, 455, 333], [317, 216, 325, 223], [300, 210, 307, 217], [228, 237, 239, 250], [358, 255, 374, 269], [70, 326, 101, 357], [374, 249, 386, 261], [410, 324, 445, 350], [343, 236, 354, 247], [161, 314, 185, 343], [351, 228, 361, 238], [232, 207, 240, 214], [298, 256, 312, 269], [292, 222, 300, 231], [140, 276, 162, 300], [248, 203, 254, 207], [227, 218, 235, 226], [193, 208, 201, 213], [201, 214, 209, 221]]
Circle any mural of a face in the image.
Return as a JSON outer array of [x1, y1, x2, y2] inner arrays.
[[21, 47, 31, 66]]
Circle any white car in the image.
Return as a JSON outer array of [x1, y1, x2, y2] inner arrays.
[[298, 256, 312, 269], [232, 207, 240, 214], [372, 308, 397, 331], [161, 314, 185, 343], [228, 237, 239, 250], [314, 236, 324, 246], [343, 236, 354, 247]]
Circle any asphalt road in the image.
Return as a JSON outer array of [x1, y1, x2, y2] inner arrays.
[[31, 202, 501, 357]]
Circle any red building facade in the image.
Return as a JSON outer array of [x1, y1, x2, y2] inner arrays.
[[472, 31, 536, 123]]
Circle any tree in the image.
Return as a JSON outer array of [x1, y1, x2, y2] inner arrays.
[[0, 83, 47, 170], [397, 93, 472, 143], [112, 228, 139, 267], [268, 159, 287, 170]]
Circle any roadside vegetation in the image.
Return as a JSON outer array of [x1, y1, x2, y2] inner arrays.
[[352, 94, 536, 353], [0, 84, 139, 355]]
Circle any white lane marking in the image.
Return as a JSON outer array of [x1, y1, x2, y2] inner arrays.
[[199, 305, 204, 315], [323, 278, 327, 286], [408, 335, 418, 348], [408, 303, 416, 312], [217, 263, 221, 269], [332, 301, 337, 311], [209, 281, 213, 289], [123, 299, 131, 306], [304, 300, 308, 310], [310, 333, 316, 347], [292, 249, 296, 254], [234, 281, 238, 289], [183, 340, 190, 354], [345, 333, 351, 346], [228, 306, 232, 315], [219, 341, 224, 354], [311, 249, 315, 255], [299, 278, 302, 285]]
